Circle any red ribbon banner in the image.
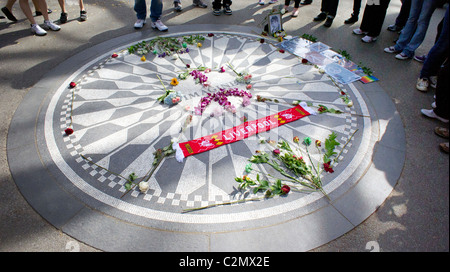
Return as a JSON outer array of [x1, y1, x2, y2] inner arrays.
[[173, 103, 315, 162]]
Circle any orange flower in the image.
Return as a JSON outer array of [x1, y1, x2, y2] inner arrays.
[[170, 78, 179, 86]]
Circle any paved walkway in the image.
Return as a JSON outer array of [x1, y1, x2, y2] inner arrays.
[[1, 0, 448, 252]]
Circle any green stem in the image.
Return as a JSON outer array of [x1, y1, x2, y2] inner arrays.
[[331, 129, 359, 167], [182, 195, 272, 213]]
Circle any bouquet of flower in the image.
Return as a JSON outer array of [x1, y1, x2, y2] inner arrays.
[[236, 133, 343, 199]]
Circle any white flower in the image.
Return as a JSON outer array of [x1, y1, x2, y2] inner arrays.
[[139, 181, 149, 193], [347, 100, 353, 107]]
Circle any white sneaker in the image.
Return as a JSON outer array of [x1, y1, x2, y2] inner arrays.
[[421, 109, 449, 123], [44, 20, 61, 31], [258, 0, 265, 5], [416, 78, 429, 92], [151, 20, 168, 31], [352, 28, 367, 35], [134, 19, 146, 29], [361, 35, 377, 43], [384, 46, 400, 54], [432, 101, 436, 109], [31, 24, 47, 36]]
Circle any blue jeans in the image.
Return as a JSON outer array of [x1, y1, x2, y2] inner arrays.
[[134, 0, 163, 22], [394, 0, 438, 57], [420, 6, 449, 79]]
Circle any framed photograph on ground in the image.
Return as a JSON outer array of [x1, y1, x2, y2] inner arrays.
[[268, 13, 282, 35]]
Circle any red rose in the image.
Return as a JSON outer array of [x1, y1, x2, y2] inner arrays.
[[281, 185, 290, 194], [273, 149, 281, 155], [260, 38, 265, 44], [65, 128, 74, 135], [111, 53, 118, 58], [208, 33, 214, 37], [323, 162, 334, 173], [301, 58, 308, 64], [186, 64, 190, 68], [279, 49, 285, 53], [69, 82, 77, 88]]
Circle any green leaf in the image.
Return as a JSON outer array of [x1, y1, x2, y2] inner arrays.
[[249, 153, 270, 164], [129, 172, 138, 181], [278, 140, 293, 152]]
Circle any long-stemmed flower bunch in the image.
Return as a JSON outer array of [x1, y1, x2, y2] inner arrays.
[[227, 62, 252, 84], [182, 132, 351, 213], [236, 134, 339, 200], [127, 35, 205, 58]]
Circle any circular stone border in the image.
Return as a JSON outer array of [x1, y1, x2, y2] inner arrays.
[[7, 24, 406, 252]]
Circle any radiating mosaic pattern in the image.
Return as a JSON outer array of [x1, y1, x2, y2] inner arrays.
[[46, 32, 371, 226]]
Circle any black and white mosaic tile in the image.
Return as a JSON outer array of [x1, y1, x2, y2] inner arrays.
[[41, 32, 376, 231]]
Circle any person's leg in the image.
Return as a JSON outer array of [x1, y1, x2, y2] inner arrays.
[[314, 0, 328, 20], [395, 0, 412, 28], [149, 0, 162, 22], [431, 61, 449, 120], [394, 0, 423, 52], [5, 0, 16, 11], [149, 0, 167, 30], [18, 0, 37, 24], [323, 0, 338, 27], [57, 0, 67, 23], [58, 0, 66, 13], [212, 0, 222, 9], [366, 0, 390, 37], [134, 0, 147, 20], [79, 0, 87, 20], [345, 0, 361, 23], [401, 0, 438, 57], [327, 0, 338, 17], [284, 0, 291, 8], [419, 6, 449, 80], [223, 0, 232, 7], [320, 0, 328, 13], [352, 0, 361, 18]]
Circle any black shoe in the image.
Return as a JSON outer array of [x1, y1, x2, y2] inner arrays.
[[224, 5, 232, 15], [301, 0, 312, 5], [213, 8, 221, 16], [324, 16, 334, 27], [35, 9, 52, 16], [344, 15, 358, 24], [1, 6, 17, 22], [60, 12, 68, 24], [80, 10, 87, 21], [313, 12, 327, 21]]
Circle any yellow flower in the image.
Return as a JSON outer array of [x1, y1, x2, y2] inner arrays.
[[141, 56, 146, 62], [197, 43, 202, 48], [170, 78, 179, 86]]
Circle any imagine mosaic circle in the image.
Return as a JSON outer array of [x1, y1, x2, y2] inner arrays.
[[43, 32, 373, 230]]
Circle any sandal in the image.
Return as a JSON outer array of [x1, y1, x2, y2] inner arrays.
[[434, 127, 449, 139], [440, 142, 449, 153]]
